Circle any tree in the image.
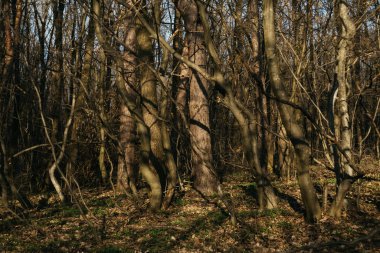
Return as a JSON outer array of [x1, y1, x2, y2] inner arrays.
[[0, 0, 31, 208], [176, 0, 219, 195], [263, 0, 321, 222], [0, 0, 378, 225], [329, 0, 357, 218], [117, 1, 139, 195]]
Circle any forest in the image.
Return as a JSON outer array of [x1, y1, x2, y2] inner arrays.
[[0, 0, 379, 252]]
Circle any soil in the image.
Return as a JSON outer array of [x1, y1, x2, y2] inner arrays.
[[0, 158, 379, 252]]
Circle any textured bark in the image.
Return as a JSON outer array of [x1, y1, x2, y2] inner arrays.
[[136, 18, 164, 163], [263, 0, 321, 222], [0, 0, 14, 205], [161, 80, 178, 209], [117, 4, 138, 195], [171, 5, 184, 122], [177, 35, 189, 117], [175, 17, 190, 176], [136, 5, 167, 198], [223, 95, 278, 209], [0, 0, 32, 208], [117, 105, 138, 195], [177, 0, 218, 195], [247, 0, 277, 207], [93, 0, 162, 209], [195, 0, 276, 208], [153, 1, 178, 208], [329, 1, 356, 218], [1, 0, 13, 82], [98, 49, 108, 185]]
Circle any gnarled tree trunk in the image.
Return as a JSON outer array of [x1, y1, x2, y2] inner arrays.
[[117, 5, 139, 196]]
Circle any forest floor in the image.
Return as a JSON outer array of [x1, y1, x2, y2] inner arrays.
[[0, 157, 379, 252]]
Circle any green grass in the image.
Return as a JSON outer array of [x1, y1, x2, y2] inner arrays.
[[209, 211, 228, 224], [61, 206, 81, 217], [93, 207, 108, 216], [278, 221, 293, 230], [171, 218, 187, 226], [258, 225, 271, 233], [238, 208, 290, 219], [325, 178, 337, 184], [90, 198, 116, 207], [174, 198, 187, 206], [148, 228, 166, 237]]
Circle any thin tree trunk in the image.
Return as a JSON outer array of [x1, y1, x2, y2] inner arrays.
[[263, 0, 321, 222], [68, 3, 95, 184], [153, 0, 178, 209], [329, 1, 356, 218], [224, 95, 277, 209], [98, 48, 108, 185], [45, 0, 65, 202], [161, 79, 178, 209]]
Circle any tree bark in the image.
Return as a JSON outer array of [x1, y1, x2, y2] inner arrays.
[[93, 0, 162, 209], [329, 1, 356, 218], [0, 0, 14, 206], [117, 4, 139, 195], [263, 0, 321, 222], [136, 13, 165, 182], [177, 0, 218, 195], [0, 0, 32, 209]]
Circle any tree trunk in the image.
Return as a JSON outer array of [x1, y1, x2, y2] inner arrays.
[[68, 3, 95, 184], [0, 0, 14, 206], [263, 0, 321, 222], [329, 1, 356, 218], [98, 48, 108, 185], [177, 0, 218, 195], [116, 4, 139, 195], [136, 14, 165, 184], [93, 0, 162, 209], [44, 0, 65, 202], [161, 77, 178, 209], [0, 0, 32, 209], [224, 94, 278, 209]]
